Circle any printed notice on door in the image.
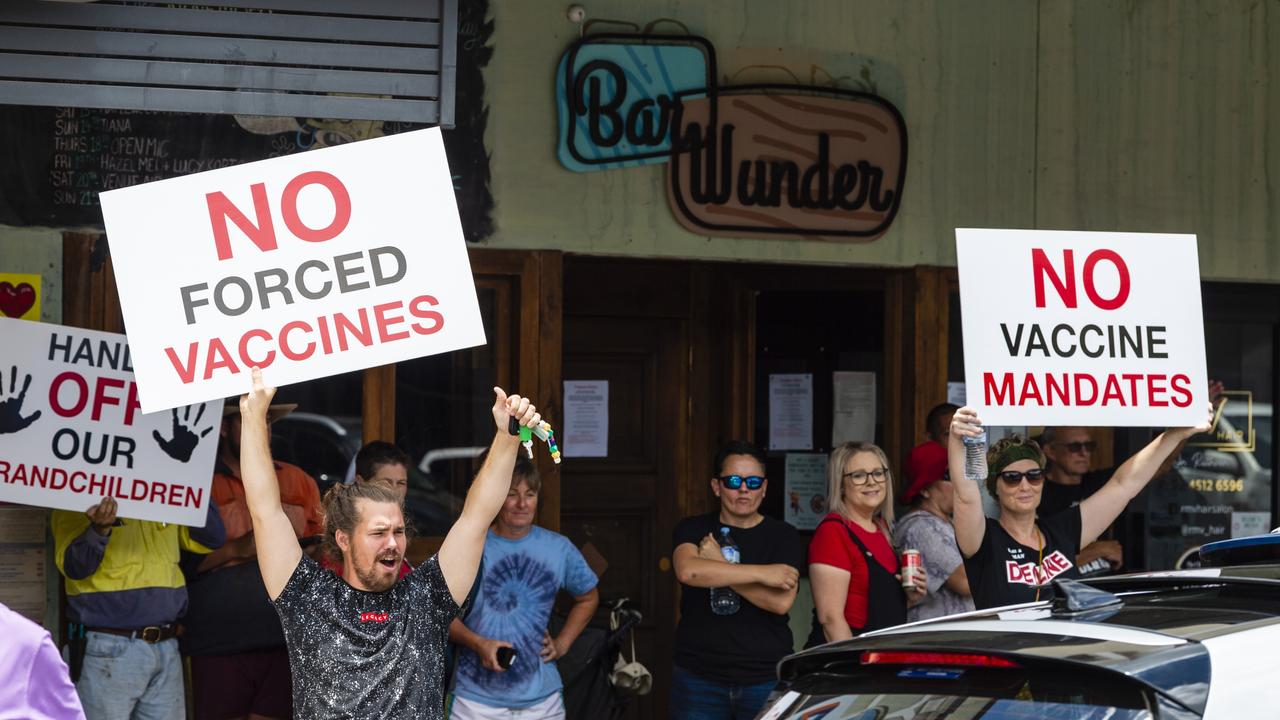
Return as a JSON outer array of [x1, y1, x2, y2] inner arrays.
[[563, 380, 608, 457], [784, 453, 828, 531], [769, 373, 813, 450]]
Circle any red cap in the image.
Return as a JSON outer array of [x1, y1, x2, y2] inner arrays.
[[902, 441, 948, 503]]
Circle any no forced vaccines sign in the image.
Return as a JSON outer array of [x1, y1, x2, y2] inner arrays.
[[956, 228, 1209, 427], [100, 128, 485, 413], [0, 318, 218, 525]]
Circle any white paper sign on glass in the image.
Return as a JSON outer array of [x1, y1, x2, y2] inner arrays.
[[783, 452, 828, 531], [100, 128, 486, 413], [563, 380, 609, 458], [0, 318, 219, 525], [769, 373, 814, 450], [956, 228, 1208, 426], [831, 371, 875, 445]]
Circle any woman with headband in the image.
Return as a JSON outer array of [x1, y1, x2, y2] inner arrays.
[[947, 406, 1210, 609]]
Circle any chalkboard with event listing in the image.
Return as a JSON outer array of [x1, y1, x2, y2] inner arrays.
[[0, 101, 491, 241], [0, 106, 311, 227]]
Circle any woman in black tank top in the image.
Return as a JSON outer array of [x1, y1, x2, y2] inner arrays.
[[807, 442, 928, 648], [946, 406, 1212, 610]]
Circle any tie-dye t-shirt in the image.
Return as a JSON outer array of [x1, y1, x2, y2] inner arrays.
[[453, 527, 598, 709], [271, 554, 460, 719]]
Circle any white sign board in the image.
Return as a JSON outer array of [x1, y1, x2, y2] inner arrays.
[[769, 374, 813, 450], [1232, 511, 1270, 539], [0, 318, 219, 525], [784, 452, 828, 531], [562, 380, 609, 458], [100, 128, 486, 413], [831, 371, 875, 445], [956, 229, 1208, 426]]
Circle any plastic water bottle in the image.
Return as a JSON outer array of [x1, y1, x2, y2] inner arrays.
[[709, 527, 741, 616], [963, 428, 988, 482]]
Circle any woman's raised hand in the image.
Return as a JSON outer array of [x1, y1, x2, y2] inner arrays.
[[950, 406, 984, 440]]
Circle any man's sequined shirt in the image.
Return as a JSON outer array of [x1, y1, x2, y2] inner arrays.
[[272, 554, 460, 719]]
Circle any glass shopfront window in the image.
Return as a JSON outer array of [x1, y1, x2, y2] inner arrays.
[[268, 283, 510, 539], [270, 372, 364, 492], [1116, 288, 1276, 570], [393, 287, 501, 536], [752, 288, 887, 522]]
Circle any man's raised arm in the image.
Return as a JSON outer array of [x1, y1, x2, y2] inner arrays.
[[438, 387, 540, 605], [240, 367, 302, 600]]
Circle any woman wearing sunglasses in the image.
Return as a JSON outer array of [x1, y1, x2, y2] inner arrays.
[[806, 442, 927, 647], [948, 406, 1211, 609]]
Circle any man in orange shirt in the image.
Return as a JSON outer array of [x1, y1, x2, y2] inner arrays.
[[184, 401, 322, 720]]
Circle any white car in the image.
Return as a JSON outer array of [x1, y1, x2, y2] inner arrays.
[[756, 535, 1280, 719]]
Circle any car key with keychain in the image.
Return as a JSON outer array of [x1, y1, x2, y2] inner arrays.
[[508, 416, 561, 464]]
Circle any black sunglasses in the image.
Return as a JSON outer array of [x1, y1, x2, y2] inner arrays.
[[718, 475, 765, 491], [1059, 441, 1097, 453], [998, 469, 1046, 486]]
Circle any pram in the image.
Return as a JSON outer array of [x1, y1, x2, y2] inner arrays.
[[555, 598, 647, 720]]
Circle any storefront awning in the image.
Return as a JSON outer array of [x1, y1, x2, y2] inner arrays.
[[0, 0, 456, 125]]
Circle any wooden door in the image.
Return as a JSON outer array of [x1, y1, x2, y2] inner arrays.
[[561, 266, 690, 719]]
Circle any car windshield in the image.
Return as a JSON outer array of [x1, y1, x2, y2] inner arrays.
[[769, 664, 1155, 720]]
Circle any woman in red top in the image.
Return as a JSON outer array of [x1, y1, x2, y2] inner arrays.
[[807, 442, 927, 647]]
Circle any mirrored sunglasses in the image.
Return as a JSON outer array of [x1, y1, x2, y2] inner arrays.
[[718, 474, 765, 491]]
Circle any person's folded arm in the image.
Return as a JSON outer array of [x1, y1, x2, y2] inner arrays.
[[943, 564, 971, 598], [731, 579, 799, 615], [673, 543, 785, 587], [196, 532, 256, 573]]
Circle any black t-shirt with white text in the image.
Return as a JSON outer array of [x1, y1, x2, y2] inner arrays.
[[272, 554, 460, 719], [963, 506, 1082, 610], [673, 513, 805, 684]]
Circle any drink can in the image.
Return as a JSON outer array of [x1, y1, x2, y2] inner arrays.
[[901, 549, 922, 588]]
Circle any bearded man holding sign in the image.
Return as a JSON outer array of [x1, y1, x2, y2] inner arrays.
[[236, 367, 542, 719]]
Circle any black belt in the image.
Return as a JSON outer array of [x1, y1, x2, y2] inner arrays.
[[87, 624, 180, 643]]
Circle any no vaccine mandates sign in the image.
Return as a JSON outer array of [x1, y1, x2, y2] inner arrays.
[[956, 228, 1209, 427], [99, 128, 486, 413]]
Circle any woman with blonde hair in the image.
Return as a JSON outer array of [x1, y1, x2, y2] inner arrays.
[[806, 442, 926, 647]]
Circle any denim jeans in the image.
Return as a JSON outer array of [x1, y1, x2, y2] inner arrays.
[[77, 631, 184, 720], [669, 665, 775, 720]]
